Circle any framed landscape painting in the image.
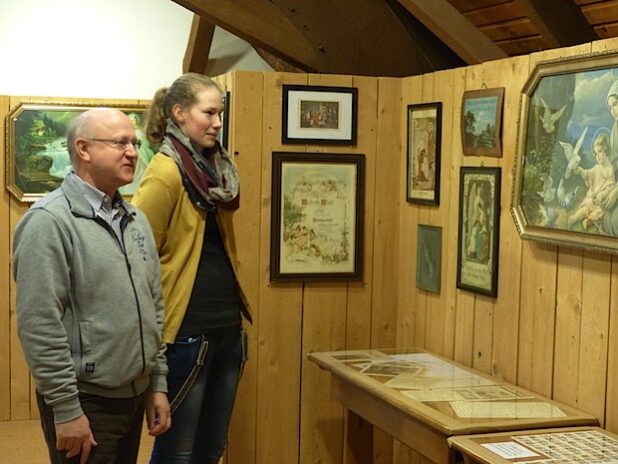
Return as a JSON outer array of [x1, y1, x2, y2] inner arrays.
[[457, 167, 501, 297], [512, 52, 618, 254], [406, 102, 442, 205], [270, 151, 365, 282], [461, 87, 504, 157], [5, 101, 153, 202]]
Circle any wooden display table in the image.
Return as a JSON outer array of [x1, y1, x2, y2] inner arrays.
[[308, 348, 598, 464], [448, 426, 618, 463]]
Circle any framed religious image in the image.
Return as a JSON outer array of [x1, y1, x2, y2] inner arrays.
[[216, 91, 230, 150], [512, 52, 618, 254], [457, 167, 501, 297], [416, 224, 442, 293], [5, 101, 154, 203], [406, 102, 442, 205], [270, 151, 365, 282], [282, 84, 358, 145], [461, 87, 504, 157]]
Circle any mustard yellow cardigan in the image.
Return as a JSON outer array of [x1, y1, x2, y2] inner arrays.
[[132, 153, 251, 343]]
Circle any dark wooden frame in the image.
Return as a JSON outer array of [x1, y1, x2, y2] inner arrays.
[[406, 102, 442, 205], [461, 87, 504, 157], [416, 224, 442, 294], [270, 151, 365, 282], [456, 166, 501, 297], [282, 84, 358, 145]]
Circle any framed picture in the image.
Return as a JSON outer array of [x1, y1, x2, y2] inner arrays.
[[512, 52, 618, 254], [461, 87, 504, 157], [270, 151, 365, 282], [5, 101, 153, 203], [416, 224, 442, 293], [282, 85, 358, 145], [406, 102, 442, 205], [457, 167, 501, 297], [216, 90, 230, 150]]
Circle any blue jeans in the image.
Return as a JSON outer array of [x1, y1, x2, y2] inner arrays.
[[150, 326, 245, 464]]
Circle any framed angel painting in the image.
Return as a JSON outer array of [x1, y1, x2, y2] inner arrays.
[[512, 51, 618, 254]]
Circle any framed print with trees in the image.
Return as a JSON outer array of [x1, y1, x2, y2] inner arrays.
[[5, 101, 152, 202], [461, 87, 504, 157]]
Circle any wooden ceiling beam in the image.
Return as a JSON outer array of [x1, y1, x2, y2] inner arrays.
[[183, 14, 215, 74], [514, 0, 598, 48], [172, 0, 316, 72], [396, 0, 507, 64], [174, 0, 466, 77]]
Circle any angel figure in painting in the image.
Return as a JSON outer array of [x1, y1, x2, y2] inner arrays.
[[567, 133, 615, 230]]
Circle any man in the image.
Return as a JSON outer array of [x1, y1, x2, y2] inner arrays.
[[12, 108, 171, 464]]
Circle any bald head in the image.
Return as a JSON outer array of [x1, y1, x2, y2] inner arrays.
[[67, 108, 131, 165], [68, 108, 138, 197]]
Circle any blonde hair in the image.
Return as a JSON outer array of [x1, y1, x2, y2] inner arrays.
[[145, 73, 222, 143]]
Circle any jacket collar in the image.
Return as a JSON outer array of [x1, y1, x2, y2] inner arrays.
[[61, 174, 137, 219]]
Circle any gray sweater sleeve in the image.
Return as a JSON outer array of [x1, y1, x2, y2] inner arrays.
[[145, 224, 169, 392], [13, 209, 83, 423]]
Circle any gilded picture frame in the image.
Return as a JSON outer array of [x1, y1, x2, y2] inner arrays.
[[512, 52, 618, 254], [5, 101, 153, 202], [282, 85, 358, 145], [461, 87, 504, 157], [406, 102, 442, 205], [457, 167, 501, 297], [270, 151, 365, 282]]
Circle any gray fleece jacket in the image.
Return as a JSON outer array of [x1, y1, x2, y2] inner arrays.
[[12, 175, 168, 423]]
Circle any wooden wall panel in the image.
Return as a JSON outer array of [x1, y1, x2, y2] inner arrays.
[[371, 77, 402, 351], [489, 55, 528, 383], [224, 70, 263, 464], [444, 68, 467, 362], [607, 269, 618, 430], [0, 95, 10, 421], [255, 71, 305, 464], [299, 73, 353, 464], [346, 75, 378, 351], [424, 70, 455, 357], [372, 76, 402, 464], [397, 75, 423, 350]]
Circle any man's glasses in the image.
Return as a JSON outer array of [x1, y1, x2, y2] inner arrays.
[[88, 138, 142, 150]]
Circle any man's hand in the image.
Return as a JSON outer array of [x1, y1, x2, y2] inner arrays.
[[145, 391, 171, 436], [56, 414, 97, 464]]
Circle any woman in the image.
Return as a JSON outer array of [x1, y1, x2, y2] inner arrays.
[[132, 73, 251, 464]]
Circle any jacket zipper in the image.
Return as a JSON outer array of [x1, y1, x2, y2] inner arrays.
[[97, 215, 147, 375]]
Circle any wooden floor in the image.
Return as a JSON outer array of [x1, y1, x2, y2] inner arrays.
[[0, 419, 154, 464]]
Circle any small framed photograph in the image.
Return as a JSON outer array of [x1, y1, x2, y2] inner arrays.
[[406, 102, 442, 205], [270, 151, 365, 282], [416, 224, 442, 293], [216, 90, 230, 150], [457, 167, 501, 297], [5, 101, 153, 202], [282, 85, 358, 145], [461, 87, 504, 157]]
